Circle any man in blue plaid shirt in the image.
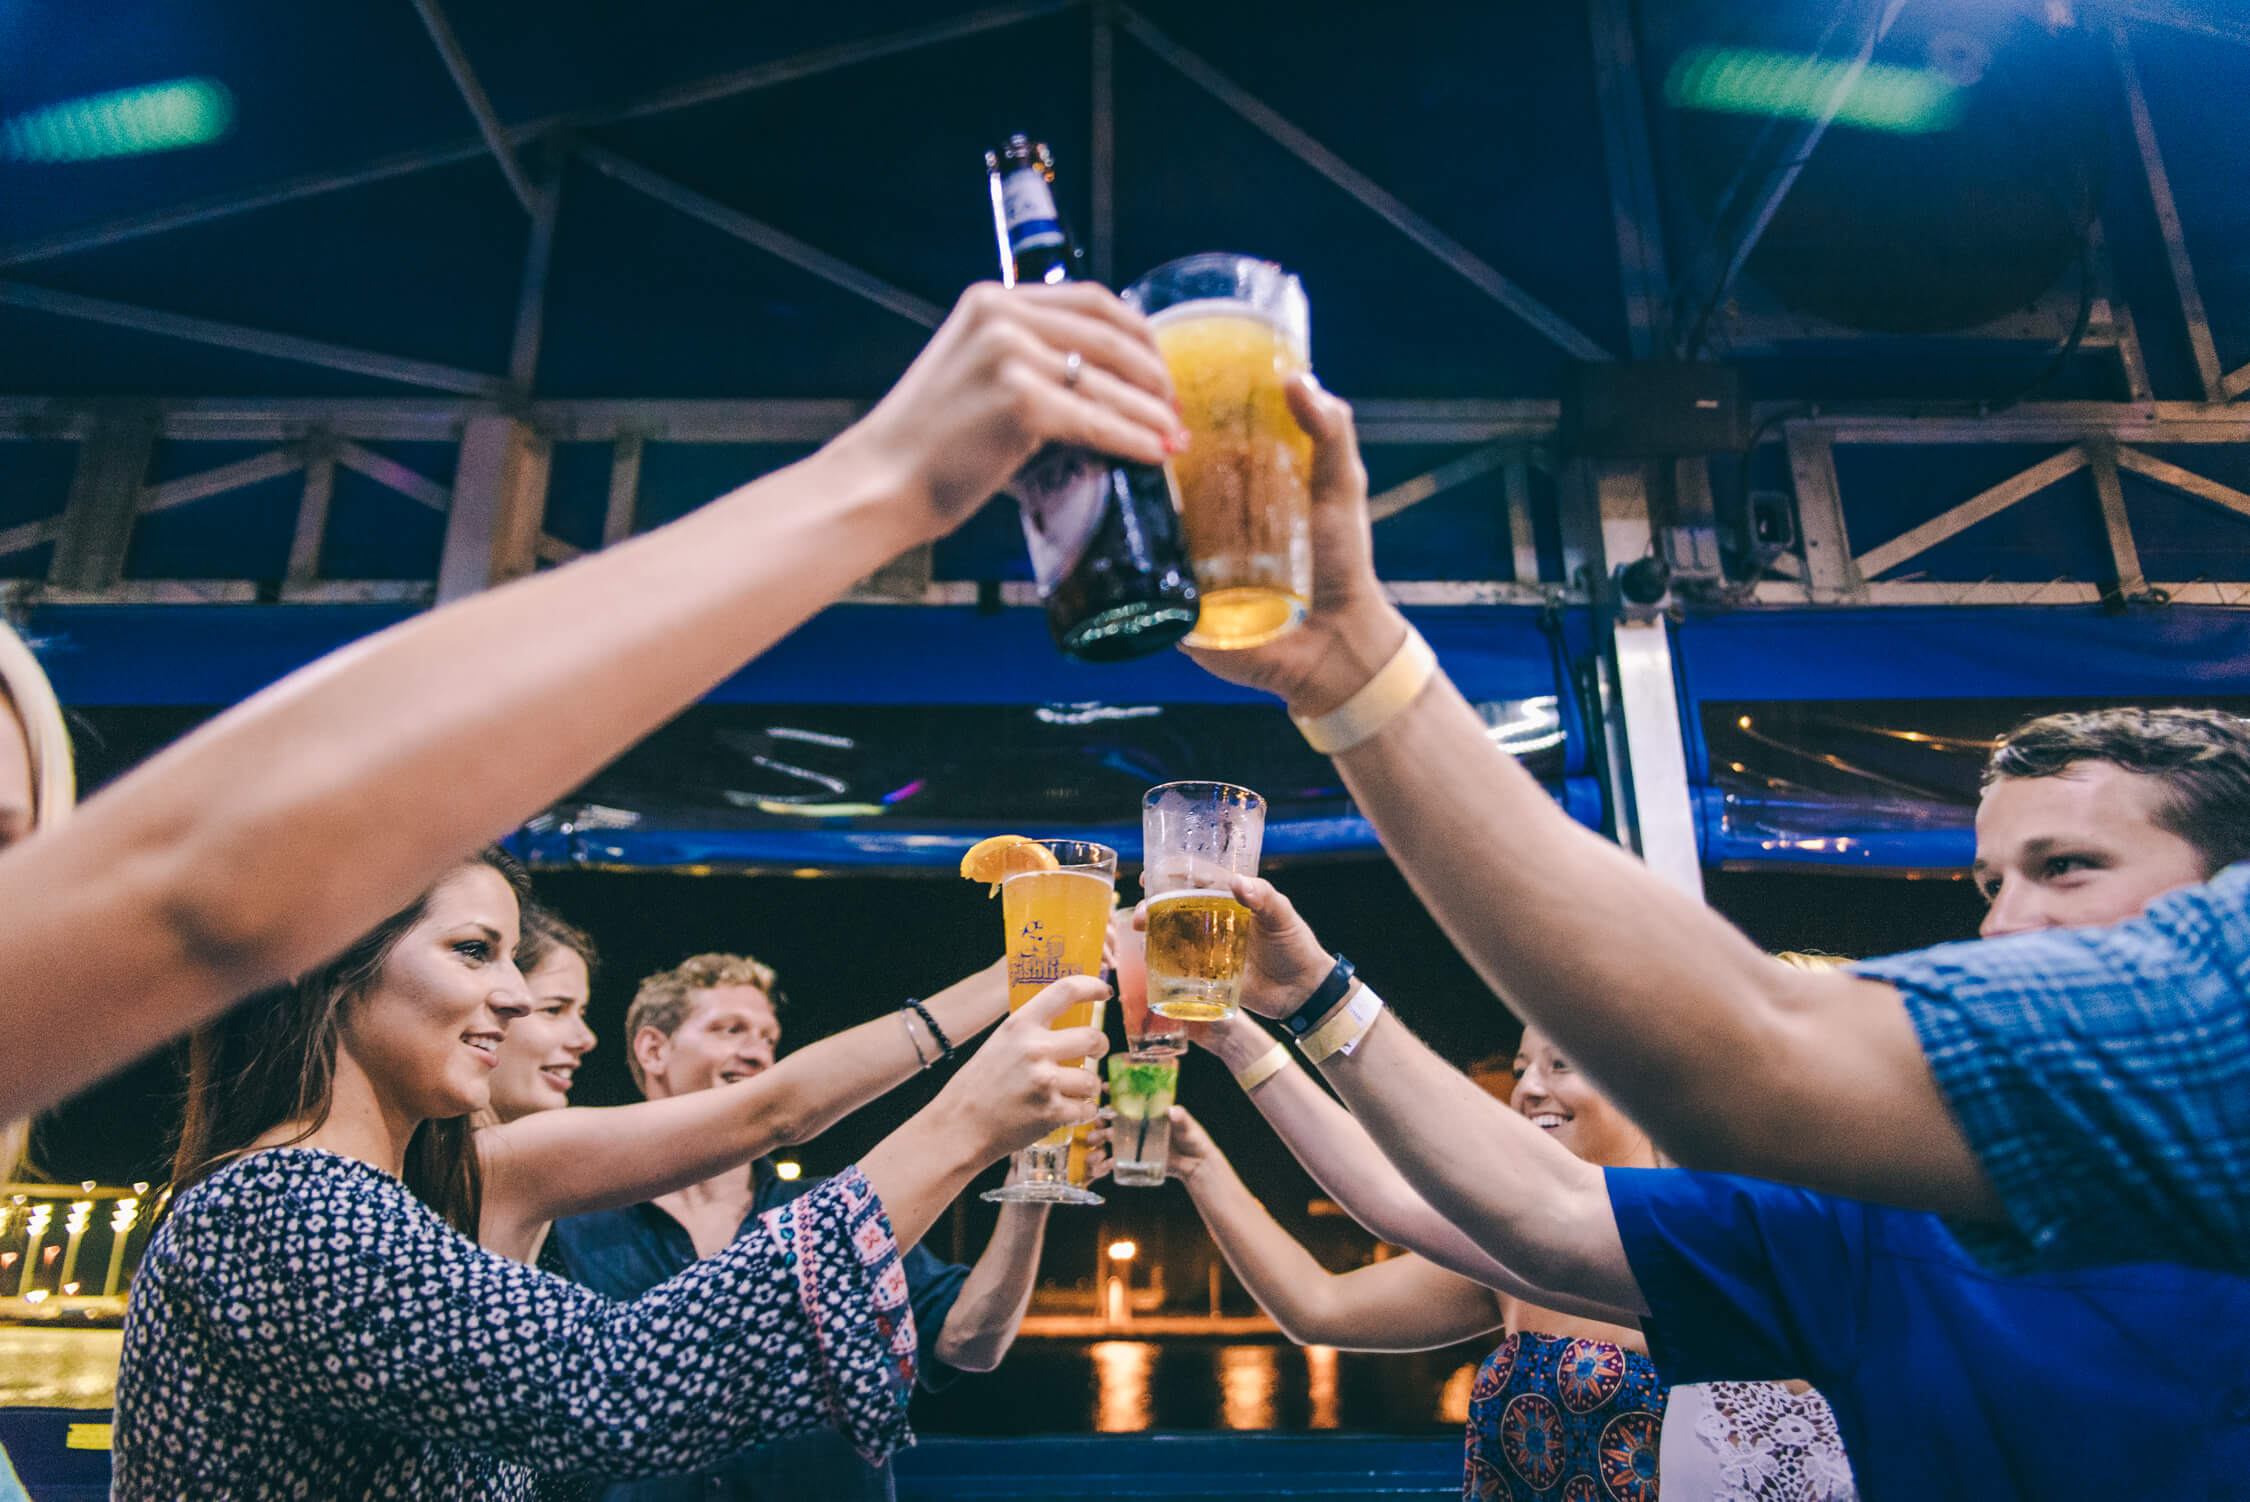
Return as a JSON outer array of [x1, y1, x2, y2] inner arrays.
[[1180, 381, 2250, 1271]]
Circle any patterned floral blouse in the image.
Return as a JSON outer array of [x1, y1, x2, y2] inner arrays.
[[1465, 1330, 1666, 1502], [113, 1149, 918, 1501]]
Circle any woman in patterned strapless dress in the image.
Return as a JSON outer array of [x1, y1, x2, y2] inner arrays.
[[1152, 1026, 1667, 1501]]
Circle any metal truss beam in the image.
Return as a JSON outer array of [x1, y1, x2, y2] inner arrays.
[[139, 447, 304, 514], [436, 415, 549, 602], [1367, 442, 1518, 522], [1784, 424, 1864, 600], [1855, 446, 2089, 580], [1586, 0, 1670, 357], [2113, 22, 2225, 403], [47, 407, 159, 593], [576, 145, 945, 328], [409, 0, 537, 213], [15, 397, 2250, 449], [0, 1, 1072, 271], [1750, 579, 2250, 607], [336, 441, 452, 511], [2115, 0, 2250, 50], [509, 165, 564, 391], [1090, 0, 1118, 288], [1613, 620, 1704, 898], [1502, 459, 1541, 585], [1116, 6, 1612, 362], [1672, 0, 1907, 357], [0, 281, 508, 397], [2085, 438, 2147, 599], [286, 440, 337, 589], [2114, 444, 2250, 522]]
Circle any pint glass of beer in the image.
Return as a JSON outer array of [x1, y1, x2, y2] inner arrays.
[[1122, 255, 1313, 650], [1109, 906, 1183, 1056], [1141, 781, 1266, 1022], [985, 838, 1116, 1206]]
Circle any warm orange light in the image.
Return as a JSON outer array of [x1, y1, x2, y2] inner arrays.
[[773, 1161, 802, 1182], [1108, 1239, 1137, 1261]]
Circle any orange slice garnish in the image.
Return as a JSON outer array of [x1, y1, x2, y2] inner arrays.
[[959, 834, 1060, 894]]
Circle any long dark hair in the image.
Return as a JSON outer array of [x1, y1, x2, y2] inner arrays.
[[171, 848, 532, 1235]]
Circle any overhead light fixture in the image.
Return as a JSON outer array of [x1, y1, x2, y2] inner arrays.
[[3, 78, 236, 163], [1665, 47, 1967, 135]]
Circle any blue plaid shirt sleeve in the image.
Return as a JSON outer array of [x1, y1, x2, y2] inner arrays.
[[1852, 861, 2250, 1274]]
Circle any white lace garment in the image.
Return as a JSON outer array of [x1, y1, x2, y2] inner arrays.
[[1657, 1381, 1856, 1502]]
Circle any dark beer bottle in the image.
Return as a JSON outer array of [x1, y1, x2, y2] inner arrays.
[[984, 135, 1199, 662]]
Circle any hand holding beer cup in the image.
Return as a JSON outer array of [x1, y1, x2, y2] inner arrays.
[[841, 281, 1184, 537], [937, 974, 1109, 1160], [1176, 872, 1332, 1023], [1174, 369, 1414, 723]]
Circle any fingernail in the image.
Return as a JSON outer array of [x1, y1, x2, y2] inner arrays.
[[1165, 429, 1192, 454]]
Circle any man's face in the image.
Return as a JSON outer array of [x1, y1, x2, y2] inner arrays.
[[634, 984, 781, 1099], [1973, 761, 2211, 937]]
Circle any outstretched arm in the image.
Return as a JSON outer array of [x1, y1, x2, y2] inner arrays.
[[1181, 375, 1996, 1220], [1196, 1010, 1638, 1324], [928, 1204, 1051, 1373], [0, 284, 1183, 1129], [1157, 1107, 1509, 1352], [480, 962, 1008, 1252]]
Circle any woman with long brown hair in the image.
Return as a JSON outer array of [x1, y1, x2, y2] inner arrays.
[[116, 850, 1108, 1499]]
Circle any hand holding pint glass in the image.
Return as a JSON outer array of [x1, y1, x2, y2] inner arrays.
[[962, 836, 1117, 1205], [1141, 781, 1266, 1023], [1123, 255, 1314, 651]]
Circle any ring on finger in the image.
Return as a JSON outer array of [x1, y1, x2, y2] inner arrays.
[[1062, 350, 1084, 389]]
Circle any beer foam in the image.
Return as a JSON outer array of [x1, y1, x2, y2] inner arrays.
[[1144, 888, 1243, 907], [1146, 298, 1309, 360]]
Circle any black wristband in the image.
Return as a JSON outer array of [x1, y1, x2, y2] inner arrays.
[[906, 997, 954, 1061], [1281, 954, 1356, 1037]]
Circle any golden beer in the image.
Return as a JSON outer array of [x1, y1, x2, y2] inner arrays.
[[1144, 889, 1253, 1021], [1001, 860, 1113, 1193], [1152, 307, 1314, 650]]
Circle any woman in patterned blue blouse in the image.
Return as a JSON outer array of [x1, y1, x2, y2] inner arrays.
[[113, 849, 1108, 1501]]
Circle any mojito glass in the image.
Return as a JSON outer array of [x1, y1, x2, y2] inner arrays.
[[1107, 1054, 1178, 1187]]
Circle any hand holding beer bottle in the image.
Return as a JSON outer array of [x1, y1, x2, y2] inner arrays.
[[840, 279, 1185, 541]]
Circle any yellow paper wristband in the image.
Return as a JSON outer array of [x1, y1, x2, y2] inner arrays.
[[1232, 1041, 1292, 1093], [1290, 627, 1438, 756], [1299, 981, 1385, 1064]]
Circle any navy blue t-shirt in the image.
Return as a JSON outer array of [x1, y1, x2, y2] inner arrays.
[[550, 1161, 970, 1502], [1606, 1166, 2250, 1501]]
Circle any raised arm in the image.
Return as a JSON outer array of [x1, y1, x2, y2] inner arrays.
[[1181, 375, 1996, 1219], [927, 1203, 1051, 1373], [0, 283, 1183, 1129], [1196, 1010, 1638, 1325], [480, 961, 1008, 1249], [1158, 1107, 1508, 1352]]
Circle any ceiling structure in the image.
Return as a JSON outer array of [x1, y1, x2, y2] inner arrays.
[[4, 0, 2248, 877]]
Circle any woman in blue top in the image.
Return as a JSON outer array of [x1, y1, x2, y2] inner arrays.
[[114, 849, 1108, 1500]]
